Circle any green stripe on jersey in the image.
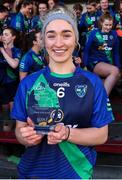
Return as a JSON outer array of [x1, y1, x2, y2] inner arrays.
[[59, 141, 93, 179]]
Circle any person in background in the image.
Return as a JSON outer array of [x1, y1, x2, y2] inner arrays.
[[12, 0, 24, 13], [83, 12, 120, 95], [10, 0, 33, 35], [32, 0, 48, 31], [47, 0, 59, 10], [3, 0, 16, 29], [73, 3, 83, 26], [72, 3, 83, 66], [0, 27, 22, 131], [96, 1, 101, 10], [3, 0, 12, 11], [19, 30, 47, 80], [97, 0, 115, 17], [11, 6, 114, 179], [79, 1, 98, 51]]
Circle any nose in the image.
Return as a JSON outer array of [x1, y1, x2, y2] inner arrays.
[[55, 36, 64, 47]]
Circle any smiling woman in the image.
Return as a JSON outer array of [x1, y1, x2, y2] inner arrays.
[[11, 5, 114, 179], [83, 12, 120, 95], [44, 19, 76, 66]]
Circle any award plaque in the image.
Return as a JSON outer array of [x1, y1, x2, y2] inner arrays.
[[26, 74, 64, 134], [27, 104, 57, 134]]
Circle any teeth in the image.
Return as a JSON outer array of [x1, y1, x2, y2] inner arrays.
[[54, 50, 65, 53]]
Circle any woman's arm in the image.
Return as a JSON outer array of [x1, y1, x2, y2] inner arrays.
[[19, 71, 28, 80], [68, 125, 108, 145], [47, 124, 108, 146], [0, 47, 19, 68]]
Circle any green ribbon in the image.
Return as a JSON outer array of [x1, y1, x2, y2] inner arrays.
[[59, 141, 93, 179], [86, 15, 93, 25], [32, 54, 43, 66]]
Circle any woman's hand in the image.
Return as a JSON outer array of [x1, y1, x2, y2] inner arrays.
[[15, 117, 44, 147], [47, 124, 70, 144], [74, 57, 82, 65]]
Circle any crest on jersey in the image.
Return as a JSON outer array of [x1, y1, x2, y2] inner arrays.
[[75, 84, 87, 98]]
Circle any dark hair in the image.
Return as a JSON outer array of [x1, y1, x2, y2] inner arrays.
[[86, 0, 97, 6], [98, 12, 113, 29], [113, 0, 122, 12], [0, 5, 9, 13], [22, 0, 33, 6], [26, 30, 41, 50], [3, 27, 21, 47], [73, 3, 83, 12], [38, 0, 49, 9]]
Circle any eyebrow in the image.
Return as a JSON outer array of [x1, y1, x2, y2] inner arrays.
[[46, 30, 73, 34]]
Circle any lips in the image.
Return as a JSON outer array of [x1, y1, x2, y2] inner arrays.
[[52, 49, 67, 55]]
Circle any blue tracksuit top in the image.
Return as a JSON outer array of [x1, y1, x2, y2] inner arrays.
[[83, 28, 120, 68]]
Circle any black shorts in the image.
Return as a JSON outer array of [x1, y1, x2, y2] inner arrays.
[[0, 81, 19, 105], [87, 61, 100, 72]]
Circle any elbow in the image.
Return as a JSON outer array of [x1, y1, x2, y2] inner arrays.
[[11, 60, 19, 69], [97, 132, 108, 145], [101, 133, 108, 144], [96, 126, 108, 145], [12, 64, 18, 69]]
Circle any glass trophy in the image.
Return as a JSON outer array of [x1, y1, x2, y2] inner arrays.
[[26, 77, 64, 134]]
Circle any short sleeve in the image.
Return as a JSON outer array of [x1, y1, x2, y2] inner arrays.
[[19, 53, 32, 72], [13, 48, 22, 60], [11, 80, 28, 121]]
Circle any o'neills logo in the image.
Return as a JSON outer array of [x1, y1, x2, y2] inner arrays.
[[53, 82, 70, 87]]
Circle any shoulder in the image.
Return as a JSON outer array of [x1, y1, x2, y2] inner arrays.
[[20, 69, 45, 90], [78, 68, 104, 89], [109, 30, 118, 41], [12, 47, 21, 53], [22, 50, 33, 59], [82, 12, 87, 17], [110, 30, 118, 36], [12, 47, 22, 58], [32, 15, 39, 20], [87, 29, 98, 38]]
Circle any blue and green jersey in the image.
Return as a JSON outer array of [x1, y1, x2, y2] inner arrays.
[[11, 66, 114, 179], [10, 12, 32, 34], [83, 29, 120, 69], [0, 47, 21, 84], [19, 49, 46, 74]]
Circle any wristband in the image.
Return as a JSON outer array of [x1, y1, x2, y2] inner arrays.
[[65, 126, 70, 141]]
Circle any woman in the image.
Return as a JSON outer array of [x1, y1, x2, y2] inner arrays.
[[10, 0, 33, 35], [0, 27, 22, 130], [79, 1, 99, 51], [83, 12, 120, 95], [79, 1, 98, 37], [32, 0, 48, 31], [47, 0, 59, 10], [19, 30, 47, 80], [11, 6, 114, 179]]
